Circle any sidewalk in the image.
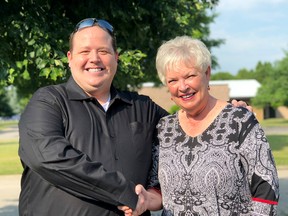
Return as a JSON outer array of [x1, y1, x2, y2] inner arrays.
[[0, 126, 287, 215], [0, 170, 287, 216], [0, 175, 20, 216]]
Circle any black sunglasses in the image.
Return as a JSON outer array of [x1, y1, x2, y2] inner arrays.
[[74, 18, 114, 34]]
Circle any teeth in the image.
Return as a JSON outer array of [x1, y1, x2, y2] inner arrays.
[[88, 68, 102, 72], [182, 93, 194, 98]]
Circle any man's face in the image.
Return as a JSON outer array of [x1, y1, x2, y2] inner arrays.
[[67, 26, 118, 97]]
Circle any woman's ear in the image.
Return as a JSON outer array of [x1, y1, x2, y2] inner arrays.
[[205, 66, 211, 80]]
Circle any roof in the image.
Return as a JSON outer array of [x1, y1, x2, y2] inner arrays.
[[209, 79, 261, 98]]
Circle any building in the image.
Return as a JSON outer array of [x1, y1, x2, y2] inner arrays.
[[209, 79, 263, 120], [138, 79, 288, 121]]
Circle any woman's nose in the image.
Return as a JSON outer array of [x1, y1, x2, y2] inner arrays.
[[179, 80, 188, 92]]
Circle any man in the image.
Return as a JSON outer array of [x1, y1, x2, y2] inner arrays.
[[18, 18, 251, 215], [19, 18, 164, 216]]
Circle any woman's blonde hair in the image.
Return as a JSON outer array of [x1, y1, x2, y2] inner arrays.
[[156, 36, 211, 84]]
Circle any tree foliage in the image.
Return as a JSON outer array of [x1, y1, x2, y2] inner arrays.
[[235, 68, 254, 80], [0, 0, 222, 101], [0, 88, 14, 117], [211, 54, 288, 108], [210, 71, 235, 80], [252, 52, 288, 108], [253, 62, 273, 84], [0, 0, 71, 99]]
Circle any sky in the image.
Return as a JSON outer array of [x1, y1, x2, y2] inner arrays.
[[209, 0, 288, 75]]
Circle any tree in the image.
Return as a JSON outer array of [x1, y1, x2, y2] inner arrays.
[[0, 88, 14, 117], [252, 52, 288, 107], [210, 72, 235, 80], [0, 0, 222, 101], [0, 0, 71, 99], [235, 68, 255, 80], [253, 61, 273, 84]]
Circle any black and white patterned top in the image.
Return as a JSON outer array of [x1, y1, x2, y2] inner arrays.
[[156, 104, 279, 216]]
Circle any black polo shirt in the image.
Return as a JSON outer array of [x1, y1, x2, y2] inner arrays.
[[18, 77, 168, 215]]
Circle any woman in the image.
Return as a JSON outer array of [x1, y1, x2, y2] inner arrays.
[[154, 36, 279, 215]]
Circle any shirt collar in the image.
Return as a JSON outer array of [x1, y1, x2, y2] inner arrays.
[[65, 76, 132, 105]]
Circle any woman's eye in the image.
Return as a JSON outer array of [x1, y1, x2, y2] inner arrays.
[[168, 80, 176, 84]]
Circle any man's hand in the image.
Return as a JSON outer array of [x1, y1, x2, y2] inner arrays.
[[231, 99, 253, 112], [117, 184, 162, 216], [117, 205, 133, 216], [117, 185, 147, 216]]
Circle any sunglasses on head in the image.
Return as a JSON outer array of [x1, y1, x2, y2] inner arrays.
[[74, 18, 114, 34]]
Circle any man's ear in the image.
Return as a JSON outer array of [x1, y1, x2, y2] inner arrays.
[[67, 51, 72, 67]]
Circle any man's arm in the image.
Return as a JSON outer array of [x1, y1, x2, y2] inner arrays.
[[231, 99, 253, 112], [19, 88, 138, 209]]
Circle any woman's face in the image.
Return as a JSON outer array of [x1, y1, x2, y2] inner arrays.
[[165, 62, 210, 114]]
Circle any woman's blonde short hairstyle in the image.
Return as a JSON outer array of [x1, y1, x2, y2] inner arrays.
[[156, 36, 211, 84]]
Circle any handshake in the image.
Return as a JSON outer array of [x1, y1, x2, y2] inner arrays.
[[118, 184, 162, 216]]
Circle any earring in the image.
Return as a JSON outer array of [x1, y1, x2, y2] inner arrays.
[[208, 85, 210, 90]]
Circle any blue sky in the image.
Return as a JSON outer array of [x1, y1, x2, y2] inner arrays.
[[209, 0, 288, 75]]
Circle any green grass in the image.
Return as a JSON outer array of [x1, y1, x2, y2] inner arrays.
[[0, 120, 18, 130], [267, 135, 288, 167], [0, 139, 23, 175], [260, 118, 288, 127], [0, 119, 287, 175]]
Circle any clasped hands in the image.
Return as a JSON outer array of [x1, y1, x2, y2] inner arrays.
[[118, 184, 162, 216]]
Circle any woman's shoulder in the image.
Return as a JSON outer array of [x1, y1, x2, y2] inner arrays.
[[225, 102, 252, 115], [158, 112, 178, 126], [222, 103, 256, 125]]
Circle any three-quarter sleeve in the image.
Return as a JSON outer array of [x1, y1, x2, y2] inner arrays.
[[239, 115, 279, 215]]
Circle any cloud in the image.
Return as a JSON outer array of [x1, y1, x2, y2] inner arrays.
[[210, 1, 288, 74], [216, 0, 287, 11]]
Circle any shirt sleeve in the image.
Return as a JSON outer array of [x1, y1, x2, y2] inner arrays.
[[239, 113, 279, 215], [146, 100, 167, 192], [146, 139, 160, 191], [18, 87, 138, 209]]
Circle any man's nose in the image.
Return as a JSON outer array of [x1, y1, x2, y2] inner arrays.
[[89, 50, 100, 62]]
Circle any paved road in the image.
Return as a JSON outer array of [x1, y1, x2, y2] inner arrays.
[[0, 125, 19, 140], [1, 172, 287, 216], [0, 126, 287, 216]]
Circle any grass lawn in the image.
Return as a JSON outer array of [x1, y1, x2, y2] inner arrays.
[[267, 135, 288, 167], [0, 139, 23, 175], [0, 120, 18, 130], [0, 119, 287, 175], [260, 118, 288, 127], [0, 135, 287, 175]]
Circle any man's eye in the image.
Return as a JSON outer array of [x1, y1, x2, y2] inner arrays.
[[99, 50, 109, 54], [80, 50, 89, 54]]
